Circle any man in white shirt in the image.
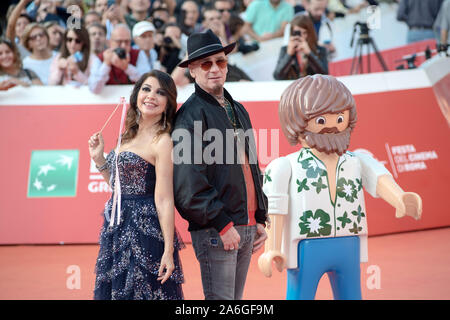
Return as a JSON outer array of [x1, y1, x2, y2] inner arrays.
[[132, 21, 161, 72], [88, 24, 151, 94], [259, 75, 422, 300]]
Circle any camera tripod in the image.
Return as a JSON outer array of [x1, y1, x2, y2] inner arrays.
[[350, 22, 388, 74]]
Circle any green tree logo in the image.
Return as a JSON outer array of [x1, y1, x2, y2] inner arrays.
[[27, 150, 79, 198]]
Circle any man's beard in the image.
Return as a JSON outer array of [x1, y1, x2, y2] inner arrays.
[[302, 127, 352, 156]]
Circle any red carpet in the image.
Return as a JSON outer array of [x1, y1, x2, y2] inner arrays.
[[0, 227, 449, 300]]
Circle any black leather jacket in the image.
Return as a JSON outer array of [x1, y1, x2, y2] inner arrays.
[[273, 45, 329, 80], [172, 83, 268, 232]]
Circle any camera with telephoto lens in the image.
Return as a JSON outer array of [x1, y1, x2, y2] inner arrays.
[[163, 36, 173, 46], [237, 38, 259, 55], [113, 47, 126, 59], [153, 18, 164, 30]]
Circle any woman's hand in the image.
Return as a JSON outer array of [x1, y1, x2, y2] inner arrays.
[[67, 56, 80, 75], [58, 58, 68, 70], [287, 35, 301, 56], [297, 38, 311, 55], [0, 79, 18, 91], [88, 132, 105, 165], [158, 250, 175, 284]]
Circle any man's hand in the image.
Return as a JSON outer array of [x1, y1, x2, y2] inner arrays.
[[102, 48, 115, 66], [111, 51, 130, 71], [220, 226, 240, 251], [252, 223, 267, 254]]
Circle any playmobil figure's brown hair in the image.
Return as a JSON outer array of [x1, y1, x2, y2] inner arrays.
[[279, 75, 357, 153]]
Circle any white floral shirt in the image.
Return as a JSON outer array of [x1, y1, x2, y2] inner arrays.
[[263, 148, 391, 269]]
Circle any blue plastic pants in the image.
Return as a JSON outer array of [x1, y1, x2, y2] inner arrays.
[[286, 236, 362, 300]]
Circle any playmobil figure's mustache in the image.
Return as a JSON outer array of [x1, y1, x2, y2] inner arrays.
[[302, 126, 352, 156], [318, 126, 339, 134]]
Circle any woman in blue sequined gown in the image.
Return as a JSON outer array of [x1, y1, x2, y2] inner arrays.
[[88, 71, 184, 300]]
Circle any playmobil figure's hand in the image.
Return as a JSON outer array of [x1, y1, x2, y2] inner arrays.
[[396, 192, 422, 220], [258, 250, 286, 277], [376, 174, 422, 221]]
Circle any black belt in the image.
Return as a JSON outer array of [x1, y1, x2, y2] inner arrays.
[[410, 26, 432, 30]]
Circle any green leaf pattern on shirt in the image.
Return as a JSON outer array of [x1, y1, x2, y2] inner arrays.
[[264, 169, 272, 184], [351, 205, 365, 223], [299, 209, 332, 237], [337, 211, 352, 228], [299, 158, 326, 179], [311, 176, 328, 194], [336, 178, 358, 203], [356, 178, 363, 191], [349, 222, 363, 235], [292, 149, 366, 238], [296, 178, 309, 193]]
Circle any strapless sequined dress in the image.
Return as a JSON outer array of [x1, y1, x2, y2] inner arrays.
[[94, 150, 184, 300]]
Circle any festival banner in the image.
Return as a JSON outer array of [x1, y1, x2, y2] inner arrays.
[[0, 61, 449, 244]]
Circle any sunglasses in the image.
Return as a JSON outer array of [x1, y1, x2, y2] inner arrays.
[[29, 32, 46, 41], [291, 30, 302, 37], [66, 37, 82, 44], [197, 58, 228, 71], [217, 9, 232, 13], [112, 39, 131, 46]]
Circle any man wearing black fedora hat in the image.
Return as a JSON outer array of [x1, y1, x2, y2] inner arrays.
[[172, 29, 268, 300]]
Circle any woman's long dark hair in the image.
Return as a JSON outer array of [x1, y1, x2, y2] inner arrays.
[[60, 27, 90, 72], [122, 70, 177, 143], [290, 13, 319, 55]]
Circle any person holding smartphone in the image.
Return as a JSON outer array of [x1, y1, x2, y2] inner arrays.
[[49, 26, 94, 86], [273, 13, 328, 80]]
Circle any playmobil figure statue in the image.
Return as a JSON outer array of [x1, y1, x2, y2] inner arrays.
[[258, 74, 422, 300]]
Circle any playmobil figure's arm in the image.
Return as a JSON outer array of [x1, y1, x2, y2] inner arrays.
[[376, 175, 422, 220], [258, 157, 291, 277], [259, 214, 286, 277], [354, 151, 422, 220]]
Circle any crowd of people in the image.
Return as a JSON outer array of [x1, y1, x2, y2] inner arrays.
[[1, 0, 449, 92]]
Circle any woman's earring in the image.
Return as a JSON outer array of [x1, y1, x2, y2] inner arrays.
[[136, 109, 141, 124], [163, 112, 167, 129]]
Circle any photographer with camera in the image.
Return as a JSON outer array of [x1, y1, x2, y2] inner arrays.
[[88, 24, 151, 94], [273, 13, 328, 80], [156, 23, 183, 74]]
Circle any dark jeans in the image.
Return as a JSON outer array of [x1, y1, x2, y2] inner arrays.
[[190, 225, 257, 300]]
